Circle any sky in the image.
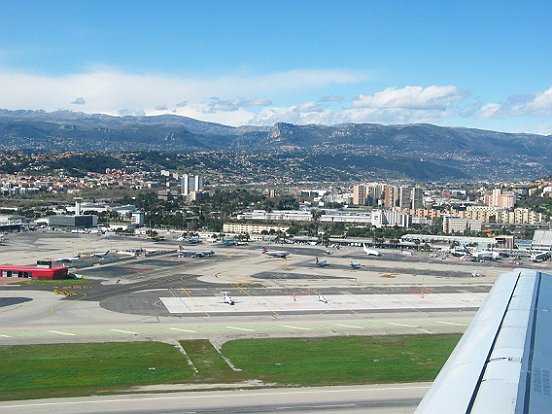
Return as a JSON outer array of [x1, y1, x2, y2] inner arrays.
[[0, 1, 551, 134]]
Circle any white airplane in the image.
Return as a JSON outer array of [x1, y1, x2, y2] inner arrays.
[[176, 245, 215, 258], [223, 292, 235, 305], [450, 247, 469, 257], [531, 252, 551, 262], [415, 269, 552, 413], [57, 253, 81, 263], [471, 271, 485, 277], [470, 249, 501, 261], [177, 236, 202, 244], [363, 244, 381, 256], [117, 248, 142, 257], [318, 293, 328, 303], [92, 250, 110, 258], [350, 261, 362, 269], [315, 257, 330, 267], [261, 247, 290, 258]]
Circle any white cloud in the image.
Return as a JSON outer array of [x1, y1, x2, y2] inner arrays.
[[352, 85, 467, 110], [71, 97, 86, 105], [319, 95, 344, 102], [472, 86, 552, 120], [0, 67, 367, 121], [477, 103, 502, 119], [514, 86, 552, 116]]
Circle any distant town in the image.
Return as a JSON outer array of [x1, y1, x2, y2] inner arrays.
[[2, 152, 552, 260]]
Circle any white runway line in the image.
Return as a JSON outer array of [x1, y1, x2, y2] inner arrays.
[[282, 325, 311, 331], [48, 330, 76, 336], [417, 329, 433, 334], [226, 326, 254, 332], [437, 321, 467, 326], [386, 323, 415, 328], [335, 323, 363, 329], [169, 327, 197, 333], [110, 329, 137, 335]]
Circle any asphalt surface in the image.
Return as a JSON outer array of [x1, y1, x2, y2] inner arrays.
[[0, 384, 429, 414]]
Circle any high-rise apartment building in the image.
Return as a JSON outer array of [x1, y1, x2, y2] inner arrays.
[[181, 174, 204, 196], [353, 184, 367, 205]]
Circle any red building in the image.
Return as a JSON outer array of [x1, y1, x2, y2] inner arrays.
[[0, 265, 69, 280]]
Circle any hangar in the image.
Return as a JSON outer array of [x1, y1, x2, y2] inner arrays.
[[0, 265, 69, 280]]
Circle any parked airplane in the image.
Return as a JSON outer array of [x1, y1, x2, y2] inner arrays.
[[177, 236, 202, 244], [531, 251, 551, 262], [315, 257, 330, 267], [261, 247, 290, 258], [92, 250, 110, 258], [470, 249, 501, 261], [223, 292, 235, 305], [318, 293, 328, 303], [117, 248, 142, 257], [56, 253, 81, 264], [176, 245, 215, 258], [363, 244, 381, 256], [450, 247, 470, 257], [350, 261, 362, 269]]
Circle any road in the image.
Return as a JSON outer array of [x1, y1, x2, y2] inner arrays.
[[0, 384, 428, 414]]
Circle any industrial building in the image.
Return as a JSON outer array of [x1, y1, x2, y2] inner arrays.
[[0, 264, 69, 280], [48, 214, 98, 229]]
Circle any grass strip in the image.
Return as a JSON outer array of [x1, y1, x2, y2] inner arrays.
[[222, 334, 461, 386], [0, 334, 461, 400], [0, 342, 193, 400]]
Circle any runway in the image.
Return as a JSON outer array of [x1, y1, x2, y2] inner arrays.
[[0, 383, 429, 414]]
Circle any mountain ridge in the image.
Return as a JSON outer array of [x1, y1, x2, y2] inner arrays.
[[0, 109, 550, 180]]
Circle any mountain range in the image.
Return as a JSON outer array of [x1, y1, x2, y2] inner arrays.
[[1, 109, 551, 181]]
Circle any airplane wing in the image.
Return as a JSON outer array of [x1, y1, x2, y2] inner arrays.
[[415, 269, 552, 413]]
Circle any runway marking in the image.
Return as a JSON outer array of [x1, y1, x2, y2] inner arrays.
[[169, 327, 197, 333], [335, 323, 363, 329], [282, 325, 311, 331], [437, 321, 467, 326], [48, 330, 76, 336], [417, 328, 434, 334], [226, 326, 254, 332], [110, 329, 137, 335], [0, 333, 11, 337], [386, 322, 415, 328]]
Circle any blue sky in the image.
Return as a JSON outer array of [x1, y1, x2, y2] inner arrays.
[[0, 1, 551, 133]]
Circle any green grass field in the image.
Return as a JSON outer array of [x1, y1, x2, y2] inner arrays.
[[0, 334, 461, 400], [222, 334, 460, 386], [0, 342, 194, 400]]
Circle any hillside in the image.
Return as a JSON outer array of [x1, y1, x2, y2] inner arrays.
[[0, 109, 550, 180]]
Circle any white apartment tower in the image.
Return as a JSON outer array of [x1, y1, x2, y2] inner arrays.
[[181, 174, 204, 196]]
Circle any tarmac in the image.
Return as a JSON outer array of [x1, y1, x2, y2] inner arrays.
[[1, 230, 550, 346]]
